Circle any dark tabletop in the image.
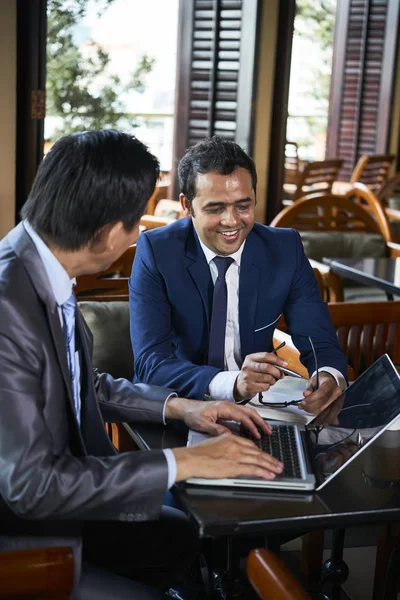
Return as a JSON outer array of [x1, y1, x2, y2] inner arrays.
[[323, 257, 400, 296], [124, 421, 400, 538]]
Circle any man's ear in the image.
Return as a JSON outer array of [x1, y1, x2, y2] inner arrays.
[[90, 221, 124, 253], [179, 193, 192, 217]]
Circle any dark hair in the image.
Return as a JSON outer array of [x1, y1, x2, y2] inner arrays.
[[178, 136, 257, 205], [21, 129, 160, 250]]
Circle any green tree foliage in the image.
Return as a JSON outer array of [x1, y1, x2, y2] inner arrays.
[[295, 0, 336, 107], [288, 0, 336, 155], [46, 0, 155, 139]]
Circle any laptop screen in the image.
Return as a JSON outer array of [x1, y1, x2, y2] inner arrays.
[[307, 354, 400, 487]]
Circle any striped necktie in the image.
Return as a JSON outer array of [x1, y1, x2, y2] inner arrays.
[[62, 292, 80, 423]]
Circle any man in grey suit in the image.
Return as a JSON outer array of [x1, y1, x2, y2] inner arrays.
[[0, 130, 282, 597]]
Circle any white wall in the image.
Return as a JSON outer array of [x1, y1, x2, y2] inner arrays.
[[0, 0, 16, 238]]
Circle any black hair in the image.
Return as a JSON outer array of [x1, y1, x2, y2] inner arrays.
[[21, 129, 160, 250], [178, 136, 257, 205]]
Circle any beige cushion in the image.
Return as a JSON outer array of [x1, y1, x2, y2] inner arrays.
[[78, 301, 133, 380], [388, 197, 400, 210], [299, 231, 386, 262]]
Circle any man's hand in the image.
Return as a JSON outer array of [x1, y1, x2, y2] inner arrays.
[[299, 372, 342, 415], [172, 434, 283, 482], [165, 397, 271, 439], [233, 352, 287, 401]]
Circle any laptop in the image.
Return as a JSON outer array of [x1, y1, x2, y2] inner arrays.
[[186, 354, 400, 491]]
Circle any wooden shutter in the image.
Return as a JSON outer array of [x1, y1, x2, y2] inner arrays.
[[15, 0, 47, 220], [171, 0, 259, 197], [326, 0, 400, 180]]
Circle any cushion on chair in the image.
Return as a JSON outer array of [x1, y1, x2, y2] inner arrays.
[[388, 197, 400, 210], [343, 286, 390, 302], [299, 231, 386, 262], [78, 301, 133, 380]]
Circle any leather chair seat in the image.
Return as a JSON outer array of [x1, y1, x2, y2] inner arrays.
[[78, 301, 133, 380]]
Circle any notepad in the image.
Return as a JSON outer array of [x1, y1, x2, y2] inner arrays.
[[247, 377, 314, 425]]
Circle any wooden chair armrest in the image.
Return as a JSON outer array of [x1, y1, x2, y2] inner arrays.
[[387, 241, 400, 258], [140, 214, 175, 230], [309, 260, 344, 302], [273, 331, 308, 378], [385, 208, 400, 222], [274, 330, 353, 381], [0, 547, 74, 598], [247, 548, 310, 600]]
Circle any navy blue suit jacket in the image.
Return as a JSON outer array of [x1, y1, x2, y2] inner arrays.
[[129, 218, 347, 399]]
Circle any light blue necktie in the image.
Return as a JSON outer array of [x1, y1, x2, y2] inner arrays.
[[62, 292, 80, 423]]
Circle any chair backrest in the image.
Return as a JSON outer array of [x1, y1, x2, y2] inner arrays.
[[145, 182, 170, 215], [0, 546, 74, 598], [290, 159, 343, 201], [345, 183, 393, 243], [328, 301, 400, 379], [270, 193, 383, 235], [376, 172, 400, 208], [74, 245, 136, 299], [78, 301, 133, 380], [350, 154, 395, 193], [139, 214, 176, 230], [247, 548, 310, 600]]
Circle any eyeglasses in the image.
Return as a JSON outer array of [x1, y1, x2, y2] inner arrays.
[[257, 336, 319, 408]]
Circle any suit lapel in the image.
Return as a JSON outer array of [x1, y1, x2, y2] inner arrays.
[[7, 224, 81, 427], [185, 226, 213, 330], [239, 233, 261, 361]]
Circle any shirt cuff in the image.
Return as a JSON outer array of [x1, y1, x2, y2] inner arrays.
[[207, 371, 240, 401], [162, 449, 177, 489], [162, 392, 178, 424], [313, 366, 347, 391]]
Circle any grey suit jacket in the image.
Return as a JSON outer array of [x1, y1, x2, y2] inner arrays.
[[0, 223, 171, 527]]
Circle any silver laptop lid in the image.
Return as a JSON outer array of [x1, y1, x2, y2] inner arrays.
[[306, 354, 400, 491]]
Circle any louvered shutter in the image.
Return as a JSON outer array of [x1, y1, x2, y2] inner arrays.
[[172, 0, 258, 196], [326, 0, 400, 180]]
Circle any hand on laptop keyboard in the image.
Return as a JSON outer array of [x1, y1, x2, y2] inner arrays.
[[173, 433, 284, 482]]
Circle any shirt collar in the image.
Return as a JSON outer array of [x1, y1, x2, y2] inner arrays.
[[197, 233, 245, 267], [23, 220, 76, 306]]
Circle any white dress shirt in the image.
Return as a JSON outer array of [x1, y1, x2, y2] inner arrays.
[[197, 236, 346, 401], [23, 221, 177, 488]]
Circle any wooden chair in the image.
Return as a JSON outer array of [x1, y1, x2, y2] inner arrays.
[[376, 172, 400, 207], [310, 261, 344, 302], [247, 548, 310, 600], [283, 159, 343, 203], [0, 546, 74, 598], [350, 154, 396, 194], [328, 300, 400, 379], [139, 214, 176, 230], [75, 245, 136, 300], [271, 192, 385, 237], [145, 182, 170, 215], [344, 183, 393, 243]]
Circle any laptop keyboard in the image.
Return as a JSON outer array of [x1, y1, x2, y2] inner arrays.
[[241, 424, 303, 479]]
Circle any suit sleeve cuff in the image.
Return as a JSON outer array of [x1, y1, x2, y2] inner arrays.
[[163, 449, 177, 489], [207, 371, 239, 401], [314, 367, 347, 391], [162, 392, 178, 424]]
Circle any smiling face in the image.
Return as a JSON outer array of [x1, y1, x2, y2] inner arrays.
[[180, 168, 256, 255]]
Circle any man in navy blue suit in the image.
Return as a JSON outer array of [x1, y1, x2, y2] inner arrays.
[[129, 136, 347, 414]]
